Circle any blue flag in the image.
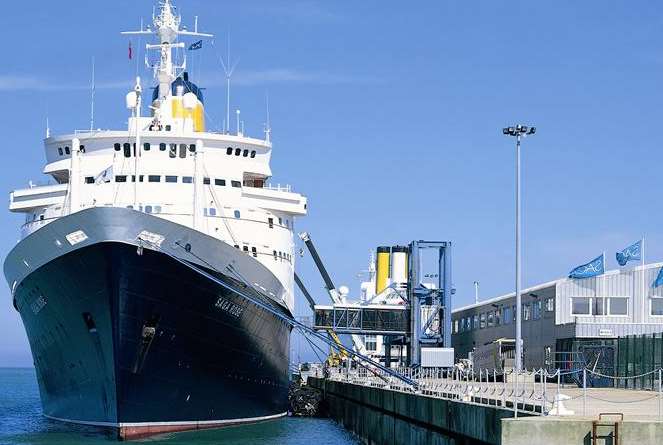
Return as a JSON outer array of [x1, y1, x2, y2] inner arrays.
[[653, 268, 663, 288], [569, 254, 605, 279], [616, 240, 642, 266], [188, 40, 203, 51]]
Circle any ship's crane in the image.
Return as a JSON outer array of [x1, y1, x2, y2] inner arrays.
[[298, 232, 367, 355]]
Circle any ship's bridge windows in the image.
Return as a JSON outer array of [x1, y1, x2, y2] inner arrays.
[[231, 180, 241, 188], [148, 175, 161, 182], [215, 179, 226, 186], [182, 176, 193, 184], [165, 175, 177, 183], [159, 143, 167, 151], [115, 175, 128, 183], [123, 143, 131, 158], [114, 143, 121, 151], [131, 175, 144, 182]]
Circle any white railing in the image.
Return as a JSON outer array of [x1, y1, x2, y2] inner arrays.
[[312, 365, 663, 419], [263, 183, 292, 193]]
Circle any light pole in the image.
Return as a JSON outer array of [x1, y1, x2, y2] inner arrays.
[[502, 124, 535, 372]]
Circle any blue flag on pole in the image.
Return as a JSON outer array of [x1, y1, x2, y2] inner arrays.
[[653, 268, 663, 288], [616, 240, 642, 266], [188, 40, 203, 51], [569, 254, 605, 279]]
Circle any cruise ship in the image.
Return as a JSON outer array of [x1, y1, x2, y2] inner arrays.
[[4, 0, 307, 439]]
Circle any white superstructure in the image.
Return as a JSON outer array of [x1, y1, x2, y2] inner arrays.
[[9, 0, 307, 312]]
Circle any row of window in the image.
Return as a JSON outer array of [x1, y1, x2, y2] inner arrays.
[[226, 147, 257, 158], [231, 244, 292, 263], [453, 297, 555, 334], [571, 296, 628, 316], [114, 142, 196, 158], [56, 145, 86, 156], [84, 175, 242, 187], [56, 143, 259, 159]]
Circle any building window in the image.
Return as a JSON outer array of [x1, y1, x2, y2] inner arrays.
[[215, 179, 226, 186], [114, 143, 121, 151], [546, 297, 554, 312], [494, 309, 501, 325], [226, 147, 233, 155], [365, 335, 377, 352], [651, 298, 663, 316], [593, 297, 606, 316], [609, 297, 628, 316], [533, 300, 542, 320], [115, 175, 127, 183], [182, 176, 193, 184], [523, 303, 531, 321], [231, 180, 241, 188], [473, 315, 479, 330], [143, 142, 151, 151], [480, 313, 486, 329], [571, 297, 591, 316], [203, 177, 210, 185], [503, 306, 512, 325], [159, 143, 167, 151], [148, 175, 160, 182], [487, 311, 494, 327], [234, 210, 240, 219], [85, 177, 94, 184], [250, 150, 256, 158]]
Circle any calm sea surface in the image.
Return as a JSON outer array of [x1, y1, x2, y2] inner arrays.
[[0, 368, 358, 445]]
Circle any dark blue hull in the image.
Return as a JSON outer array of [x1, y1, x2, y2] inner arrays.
[[13, 242, 291, 438]]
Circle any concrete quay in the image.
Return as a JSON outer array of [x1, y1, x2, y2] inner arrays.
[[309, 377, 663, 445]]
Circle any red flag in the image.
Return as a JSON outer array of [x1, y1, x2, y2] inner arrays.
[[128, 42, 133, 60]]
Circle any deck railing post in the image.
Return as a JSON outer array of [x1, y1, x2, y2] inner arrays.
[[583, 368, 587, 416], [659, 368, 662, 420], [543, 369, 547, 414]]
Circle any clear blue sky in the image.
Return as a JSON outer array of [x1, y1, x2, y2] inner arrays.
[[1, 1, 662, 366]]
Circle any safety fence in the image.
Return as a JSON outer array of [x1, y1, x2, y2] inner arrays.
[[313, 365, 663, 419]]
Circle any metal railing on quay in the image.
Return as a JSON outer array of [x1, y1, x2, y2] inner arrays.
[[310, 365, 663, 420]]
